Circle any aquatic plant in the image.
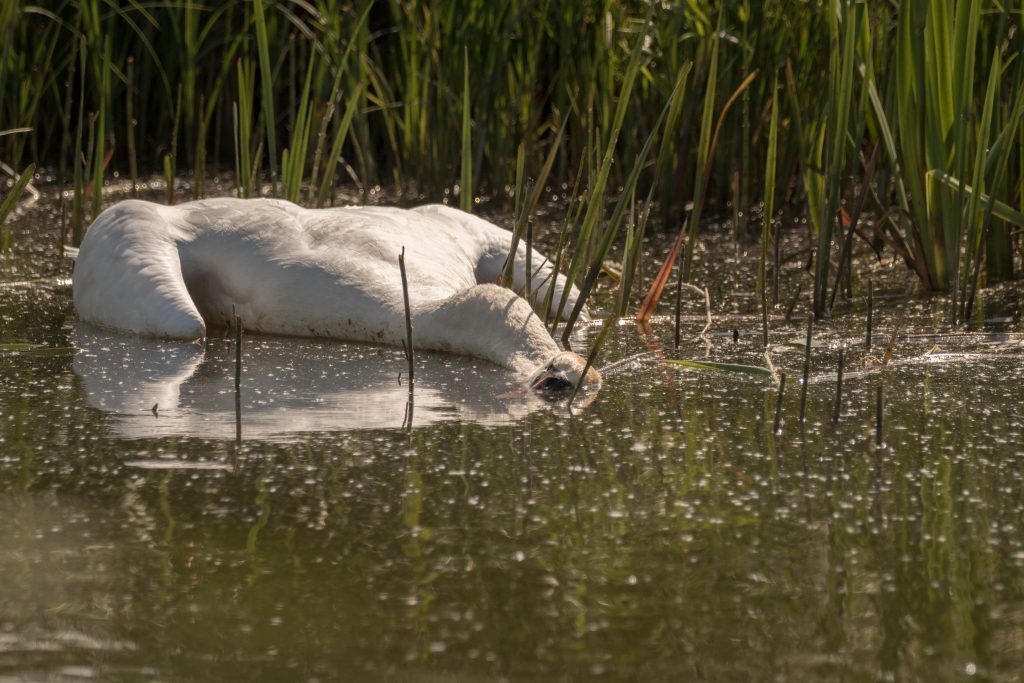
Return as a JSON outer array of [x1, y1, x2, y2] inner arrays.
[[0, 1, 1020, 324]]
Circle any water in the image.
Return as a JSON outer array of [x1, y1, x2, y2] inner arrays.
[[2, 189, 1024, 681]]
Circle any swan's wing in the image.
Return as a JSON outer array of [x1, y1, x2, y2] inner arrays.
[[73, 201, 206, 338], [297, 205, 480, 303], [411, 204, 589, 321]]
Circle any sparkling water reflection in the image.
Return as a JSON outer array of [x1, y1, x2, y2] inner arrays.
[[2, 196, 1024, 681], [70, 324, 578, 440]]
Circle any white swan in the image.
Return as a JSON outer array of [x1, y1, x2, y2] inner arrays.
[[72, 198, 600, 393]]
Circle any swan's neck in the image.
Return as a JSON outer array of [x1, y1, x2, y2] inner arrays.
[[413, 283, 559, 376]]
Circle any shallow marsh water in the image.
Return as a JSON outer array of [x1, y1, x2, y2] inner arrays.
[[2, 188, 1024, 681]]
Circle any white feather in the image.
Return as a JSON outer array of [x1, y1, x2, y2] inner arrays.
[[73, 198, 590, 377]]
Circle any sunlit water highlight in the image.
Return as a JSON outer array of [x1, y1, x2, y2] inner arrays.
[[2, 191, 1023, 681]]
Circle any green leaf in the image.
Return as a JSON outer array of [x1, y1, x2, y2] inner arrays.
[[460, 45, 472, 213], [0, 163, 35, 226], [0, 342, 74, 356], [252, 0, 278, 196], [662, 359, 774, 378], [928, 170, 1024, 228]]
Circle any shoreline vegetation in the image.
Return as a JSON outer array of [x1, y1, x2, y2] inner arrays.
[[1, 1, 1022, 330]]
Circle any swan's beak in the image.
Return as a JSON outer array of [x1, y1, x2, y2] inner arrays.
[[527, 351, 601, 399], [529, 369, 574, 395]]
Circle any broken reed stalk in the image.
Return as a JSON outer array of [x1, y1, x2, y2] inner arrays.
[[799, 315, 812, 423], [636, 219, 687, 326], [832, 347, 844, 423], [399, 246, 414, 389], [773, 373, 786, 435], [866, 279, 873, 350], [875, 384, 883, 446]]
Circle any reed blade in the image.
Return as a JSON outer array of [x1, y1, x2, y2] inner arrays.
[[0, 163, 35, 228], [460, 46, 472, 213], [253, 0, 278, 196]]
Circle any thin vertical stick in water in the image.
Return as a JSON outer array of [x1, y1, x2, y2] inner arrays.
[[235, 312, 242, 445], [402, 396, 414, 430], [761, 297, 769, 348], [400, 245, 415, 430], [673, 252, 684, 350], [875, 384, 884, 446], [799, 315, 813, 422], [773, 373, 786, 435], [784, 283, 802, 322], [772, 221, 782, 307], [399, 247, 414, 388], [832, 347, 844, 423], [234, 313, 242, 392], [866, 279, 873, 350]]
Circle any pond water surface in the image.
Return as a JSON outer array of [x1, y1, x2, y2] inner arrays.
[[2, 187, 1024, 681]]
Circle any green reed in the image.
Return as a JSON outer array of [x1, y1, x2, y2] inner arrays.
[[234, 57, 256, 198], [459, 47, 472, 213], [552, 7, 656, 342], [0, 1, 1021, 324], [811, 0, 859, 319], [759, 77, 779, 347], [282, 54, 316, 204], [679, 10, 722, 285], [252, 0, 278, 196], [0, 161, 33, 239]]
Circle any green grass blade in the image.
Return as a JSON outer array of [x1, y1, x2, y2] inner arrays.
[[460, 46, 472, 213], [316, 81, 364, 207], [680, 9, 723, 284], [958, 44, 1001, 314], [308, 1, 374, 205], [927, 170, 1024, 228], [253, 0, 278, 196], [662, 359, 774, 378], [759, 76, 779, 342], [551, 10, 651, 329], [0, 163, 35, 227], [283, 52, 317, 203], [499, 142, 527, 289], [813, 0, 860, 318], [560, 107, 671, 343]]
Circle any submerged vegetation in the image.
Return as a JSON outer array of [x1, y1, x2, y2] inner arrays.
[[1, 0, 1022, 326]]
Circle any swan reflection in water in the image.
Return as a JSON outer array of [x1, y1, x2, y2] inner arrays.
[[72, 324, 594, 441]]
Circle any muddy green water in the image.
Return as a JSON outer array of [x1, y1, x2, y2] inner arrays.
[[2, 190, 1024, 681]]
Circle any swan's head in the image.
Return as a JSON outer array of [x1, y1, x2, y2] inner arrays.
[[528, 351, 602, 398]]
